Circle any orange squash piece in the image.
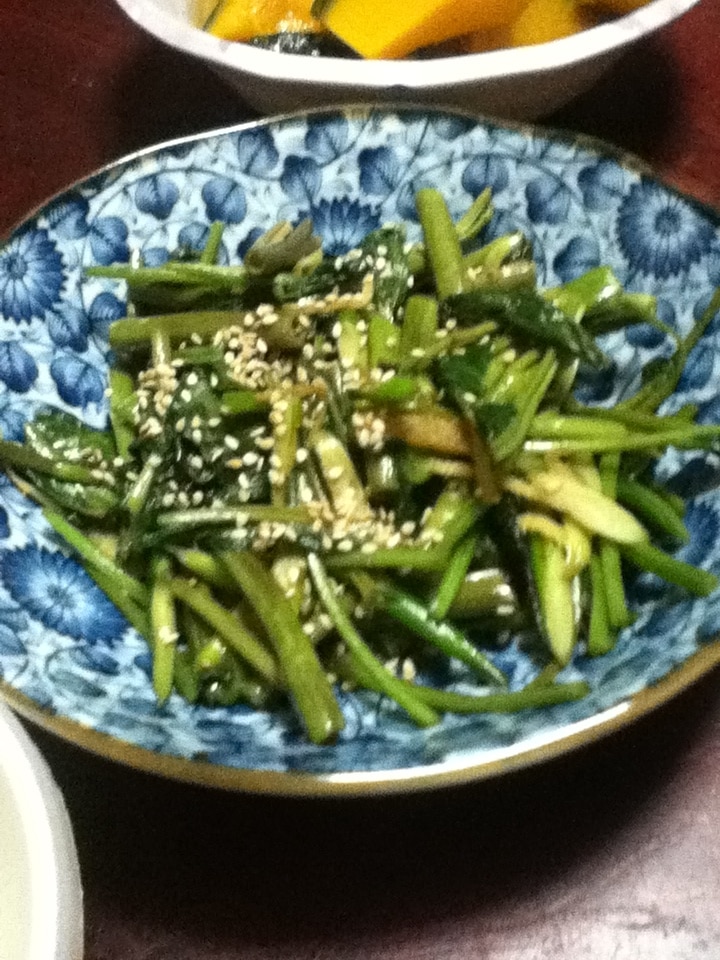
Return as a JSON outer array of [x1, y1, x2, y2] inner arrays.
[[506, 0, 589, 46], [316, 0, 528, 59], [210, 0, 320, 41]]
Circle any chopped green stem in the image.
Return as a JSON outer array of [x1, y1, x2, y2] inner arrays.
[[124, 452, 161, 516], [618, 288, 720, 413], [326, 544, 449, 572], [271, 554, 308, 616], [416, 189, 465, 300], [222, 551, 345, 744], [173, 549, 235, 589], [399, 295, 438, 369], [524, 423, 720, 454], [616, 477, 690, 543], [430, 533, 477, 620], [0, 437, 103, 485], [462, 231, 529, 271], [449, 569, 519, 621], [311, 430, 370, 520], [646, 482, 686, 519], [171, 577, 279, 683], [493, 350, 558, 460], [355, 575, 507, 687], [108, 369, 136, 459], [367, 313, 400, 368], [621, 542, 718, 596], [406, 679, 590, 714], [307, 554, 438, 727], [358, 377, 426, 406], [566, 403, 697, 433], [338, 310, 369, 376], [150, 556, 178, 703], [89, 262, 248, 290], [193, 634, 272, 709], [156, 505, 312, 534], [172, 649, 200, 703], [221, 390, 268, 415], [109, 309, 250, 348], [89, 566, 151, 639], [528, 413, 629, 440], [454, 187, 494, 243], [598, 453, 634, 629], [422, 485, 482, 547], [531, 535, 576, 665], [600, 539, 634, 629], [271, 393, 302, 506], [200, 221, 225, 264], [587, 551, 616, 656], [43, 508, 148, 607]]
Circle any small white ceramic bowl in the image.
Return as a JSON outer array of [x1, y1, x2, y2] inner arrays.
[[0, 703, 83, 960], [114, 0, 699, 118]]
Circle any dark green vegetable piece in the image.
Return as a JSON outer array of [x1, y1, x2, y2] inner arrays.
[[243, 219, 321, 274], [621, 541, 718, 596], [307, 554, 439, 728], [618, 288, 720, 413], [170, 577, 279, 684], [616, 477, 689, 543], [386, 679, 590, 714], [353, 573, 507, 688], [222, 551, 346, 745], [273, 225, 410, 320], [436, 340, 558, 461], [416, 188, 465, 300], [443, 288, 608, 368], [150, 556, 178, 703], [485, 494, 548, 648]]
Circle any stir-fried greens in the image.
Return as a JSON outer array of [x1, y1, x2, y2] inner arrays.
[[2, 187, 719, 745]]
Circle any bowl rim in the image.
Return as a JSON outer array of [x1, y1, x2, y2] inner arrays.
[[0, 702, 83, 960], [113, 0, 700, 89]]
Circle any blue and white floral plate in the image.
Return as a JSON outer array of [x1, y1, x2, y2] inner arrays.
[[1, 106, 720, 796]]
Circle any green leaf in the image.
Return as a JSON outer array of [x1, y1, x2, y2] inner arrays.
[[443, 288, 607, 368], [25, 410, 116, 464]]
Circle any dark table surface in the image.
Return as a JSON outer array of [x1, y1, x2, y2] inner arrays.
[[4, 2, 720, 957]]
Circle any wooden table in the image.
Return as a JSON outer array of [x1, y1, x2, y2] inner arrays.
[[3, 2, 720, 957]]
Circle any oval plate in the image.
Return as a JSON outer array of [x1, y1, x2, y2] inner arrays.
[[1, 106, 720, 796]]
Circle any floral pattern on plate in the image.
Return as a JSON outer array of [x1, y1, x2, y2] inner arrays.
[[1, 106, 720, 786]]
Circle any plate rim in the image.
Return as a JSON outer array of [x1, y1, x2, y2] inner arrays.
[[3, 641, 720, 797], [2, 103, 720, 796]]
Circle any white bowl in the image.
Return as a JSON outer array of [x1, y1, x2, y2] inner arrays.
[[0, 703, 83, 960], [113, 0, 699, 117]]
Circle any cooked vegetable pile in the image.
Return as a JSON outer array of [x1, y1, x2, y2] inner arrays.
[[200, 0, 652, 59], [3, 187, 719, 745]]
